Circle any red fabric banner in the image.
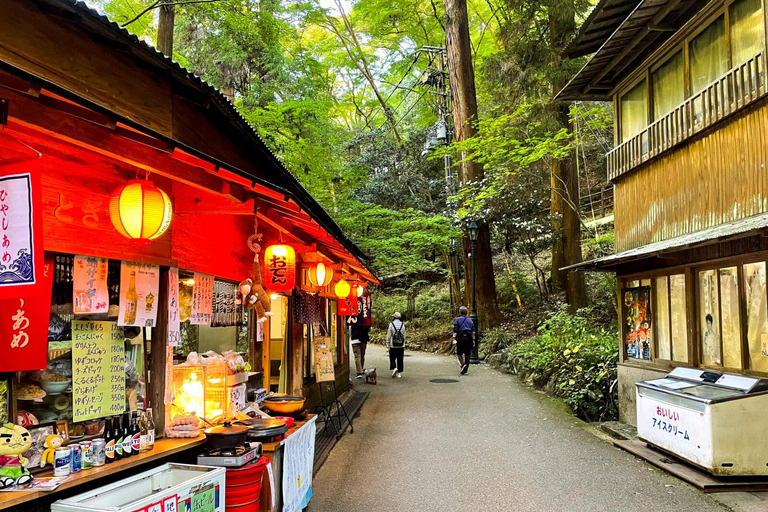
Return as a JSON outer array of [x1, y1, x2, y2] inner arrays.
[[338, 288, 358, 316], [0, 252, 53, 371]]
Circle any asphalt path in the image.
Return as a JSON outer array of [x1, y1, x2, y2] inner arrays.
[[310, 344, 727, 512]]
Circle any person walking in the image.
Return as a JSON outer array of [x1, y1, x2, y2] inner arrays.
[[350, 322, 371, 379], [453, 306, 475, 375], [386, 312, 406, 378]]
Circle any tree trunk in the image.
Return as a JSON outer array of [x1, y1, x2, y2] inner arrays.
[[550, 167, 565, 292], [157, 2, 175, 56], [550, 7, 588, 311], [445, 0, 502, 327]]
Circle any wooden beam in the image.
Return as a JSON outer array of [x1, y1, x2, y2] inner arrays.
[[0, 68, 40, 96], [174, 193, 256, 215], [256, 211, 312, 246]]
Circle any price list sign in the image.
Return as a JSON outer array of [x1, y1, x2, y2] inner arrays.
[[72, 320, 125, 422]]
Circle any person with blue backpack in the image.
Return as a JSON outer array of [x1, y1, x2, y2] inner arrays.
[[453, 306, 475, 375], [386, 312, 406, 378]]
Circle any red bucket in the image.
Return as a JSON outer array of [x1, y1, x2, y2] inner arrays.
[[226, 457, 268, 510]]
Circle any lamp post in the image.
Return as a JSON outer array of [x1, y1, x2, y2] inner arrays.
[[468, 221, 480, 364]]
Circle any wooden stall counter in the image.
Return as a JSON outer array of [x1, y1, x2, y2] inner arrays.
[[0, 436, 207, 511]]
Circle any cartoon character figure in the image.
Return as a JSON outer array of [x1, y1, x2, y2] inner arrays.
[[40, 434, 63, 468], [145, 293, 155, 312], [0, 423, 33, 489]]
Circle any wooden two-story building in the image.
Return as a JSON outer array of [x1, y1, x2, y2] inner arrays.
[[560, 0, 768, 424]]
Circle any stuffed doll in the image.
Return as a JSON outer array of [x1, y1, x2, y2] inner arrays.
[[0, 423, 33, 488], [40, 434, 63, 468]]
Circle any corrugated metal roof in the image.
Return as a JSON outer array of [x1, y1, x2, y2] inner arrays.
[[558, 0, 706, 100], [565, 0, 643, 58], [565, 213, 768, 270], [53, 1, 376, 279]]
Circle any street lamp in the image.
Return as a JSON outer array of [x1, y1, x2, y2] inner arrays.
[[467, 221, 480, 364]]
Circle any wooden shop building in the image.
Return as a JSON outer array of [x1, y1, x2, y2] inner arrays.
[[0, 0, 376, 509], [560, 0, 768, 424]]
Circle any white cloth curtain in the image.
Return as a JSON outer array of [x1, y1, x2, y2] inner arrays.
[[689, 16, 728, 95], [745, 262, 768, 371], [653, 52, 685, 120], [654, 277, 671, 360], [730, 0, 764, 65], [719, 267, 742, 368], [620, 79, 648, 142], [669, 274, 688, 362]]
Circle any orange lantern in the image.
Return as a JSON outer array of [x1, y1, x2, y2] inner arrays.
[[263, 244, 296, 292], [109, 180, 172, 244], [334, 279, 351, 298], [307, 262, 334, 288]]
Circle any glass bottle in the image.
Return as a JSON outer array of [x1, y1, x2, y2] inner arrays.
[[146, 408, 156, 451], [122, 412, 132, 457], [105, 417, 115, 464], [131, 412, 141, 455], [139, 411, 149, 452], [115, 414, 124, 460], [125, 271, 138, 325]]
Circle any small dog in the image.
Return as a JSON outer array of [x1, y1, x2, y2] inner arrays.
[[364, 367, 377, 385]]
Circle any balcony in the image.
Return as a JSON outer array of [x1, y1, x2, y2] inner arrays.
[[607, 52, 767, 181]]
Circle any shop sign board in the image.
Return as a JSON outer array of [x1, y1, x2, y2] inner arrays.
[[118, 261, 160, 327], [72, 320, 125, 422], [73, 255, 109, 314], [167, 268, 180, 346], [357, 290, 372, 326], [313, 335, 335, 383], [191, 272, 214, 325]]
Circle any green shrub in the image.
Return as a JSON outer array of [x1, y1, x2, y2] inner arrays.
[[508, 304, 619, 422], [495, 270, 540, 311], [479, 327, 515, 357]]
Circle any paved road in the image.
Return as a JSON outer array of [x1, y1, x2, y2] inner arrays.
[[310, 344, 727, 512]]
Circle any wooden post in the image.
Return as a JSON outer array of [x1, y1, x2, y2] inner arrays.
[[150, 267, 170, 437], [289, 302, 304, 397], [157, 2, 175, 56]]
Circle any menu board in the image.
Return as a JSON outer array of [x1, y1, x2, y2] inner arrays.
[[313, 336, 335, 383], [190, 273, 214, 325], [72, 320, 125, 422], [167, 268, 181, 347], [73, 255, 109, 315]]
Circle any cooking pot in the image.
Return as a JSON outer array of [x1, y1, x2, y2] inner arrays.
[[263, 396, 305, 414], [203, 422, 250, 449]]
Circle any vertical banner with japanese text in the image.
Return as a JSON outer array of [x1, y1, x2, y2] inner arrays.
[[118, 261, 160, 327], [0, 252, 53, 372], [73, 255, 109, 315], [190, 272, 214, 325], [357, 289, 372, 326], [167, 268, 180, 346], [72, 320, 125, 421], [338, 288, 358, 316]]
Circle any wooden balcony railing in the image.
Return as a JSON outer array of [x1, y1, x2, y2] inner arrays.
[[607, 52, 767, 181]]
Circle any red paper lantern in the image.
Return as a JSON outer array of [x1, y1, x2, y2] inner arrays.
[[109, 180, 172, 244], [307, 262, 334, 288], [263, 245, 296, 292]]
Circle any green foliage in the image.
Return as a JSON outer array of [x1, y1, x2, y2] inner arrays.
[[494, 269, 540, 310], [507, 305, 619, 422]]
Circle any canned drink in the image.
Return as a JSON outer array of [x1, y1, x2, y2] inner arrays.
[[80, 441, 93, 470], [70, 444, 82, 473], [92, 438, 106, 467], [53, 447, 71, 477]]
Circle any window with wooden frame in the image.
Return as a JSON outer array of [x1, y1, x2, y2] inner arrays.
[[697, 258, 768, 373], [619, 79, 649, 145]]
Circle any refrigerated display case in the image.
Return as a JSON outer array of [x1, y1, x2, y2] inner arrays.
[[636, 367, 768, 475]]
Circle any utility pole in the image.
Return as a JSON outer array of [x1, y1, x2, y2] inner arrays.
[[157, 1, 175, 56]]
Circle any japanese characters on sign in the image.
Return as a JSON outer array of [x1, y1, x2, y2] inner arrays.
[[190, 272, 214, 325], [338, 287, 358, 316], [167, 268, 180, 346], [0, 162, 44, 298], [357, 290, 372, 326], [118, 261, 160, 327], [73, 255, 109, 314], [71, 320, 125, 422], [262, 244, 296, 292]]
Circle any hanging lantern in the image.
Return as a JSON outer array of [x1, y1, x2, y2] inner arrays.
[[307, 262, 334, 288], [263, 244, 296, 292], [109, 180, 172, 244], [356, 284, 365, 296], [335, 279, 351, 299]]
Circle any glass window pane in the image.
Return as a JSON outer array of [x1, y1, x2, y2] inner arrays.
[[655, 277, 671, 359], [719, 267, 742, 368], [653, 52, 685, 119], [730, 0, 764, 66], [620, 79, 648, 142], [744, 262, 768, 371], [670, 274, 689, 362], [624, 285, 652, 360], [629, 280, 640, 287], [690, 17, 728, 95], [699, 269, 722, 365]]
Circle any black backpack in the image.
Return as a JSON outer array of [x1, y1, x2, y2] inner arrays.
[[391, 322, 405, 347], [456, 317, 473, 343]]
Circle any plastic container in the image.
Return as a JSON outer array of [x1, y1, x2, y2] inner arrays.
[[225, 457, 268, 511]]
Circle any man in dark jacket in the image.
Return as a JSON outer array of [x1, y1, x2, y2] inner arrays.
[[350, 322, 371, 379], [453, 306, 474, 375]]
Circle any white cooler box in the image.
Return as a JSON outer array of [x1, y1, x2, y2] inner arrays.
[[636, 367, 768, 476], [51, 463, 225, 512]]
